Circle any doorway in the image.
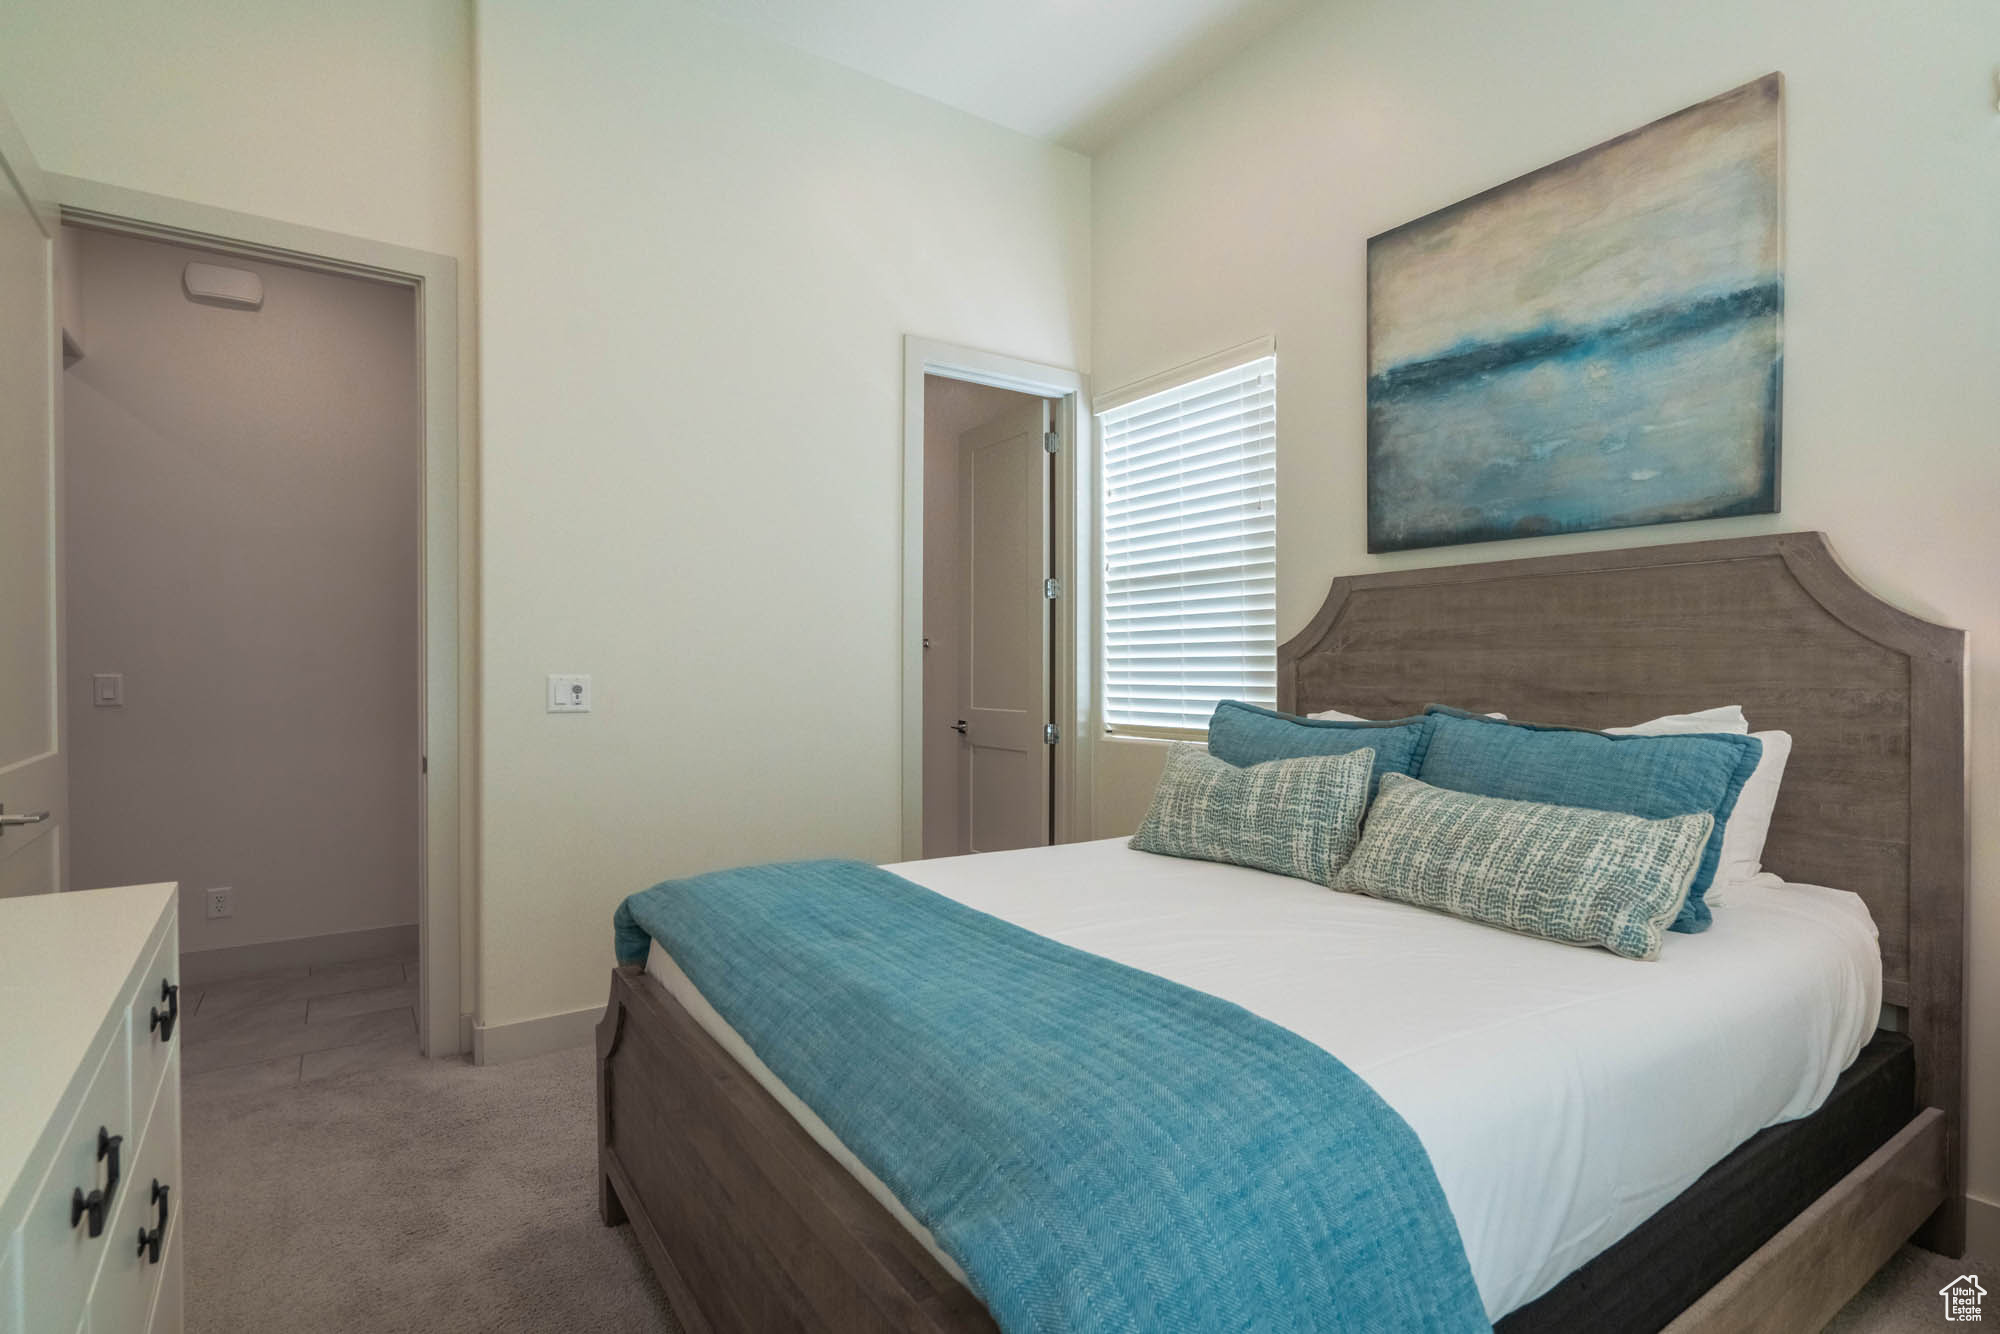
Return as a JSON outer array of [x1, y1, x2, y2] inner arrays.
[[51, 177, 465, 1059], [902, 338, 1090, 862], [0, 117, 62, 901], [63, 224, 423, 1036], [922, 377, 1057, 856]]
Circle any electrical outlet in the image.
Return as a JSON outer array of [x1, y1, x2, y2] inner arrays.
[[547, 674, 592, 713], [205, 887, 234, 919]]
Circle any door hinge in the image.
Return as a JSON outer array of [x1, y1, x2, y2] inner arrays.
[[1044, 723, 1060, 745], [1044, 577, 1061, 600], [1043, 430, 1059, 454]]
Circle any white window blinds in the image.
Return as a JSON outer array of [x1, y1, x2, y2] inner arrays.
[[1099, 354, 1276, 734]]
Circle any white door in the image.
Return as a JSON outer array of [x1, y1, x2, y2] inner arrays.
[[0, 101, 66, 898], [958, 399, 1051, 853]]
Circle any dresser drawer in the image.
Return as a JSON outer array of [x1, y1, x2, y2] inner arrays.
[[18, 1029, 132, 1334], [124, 920, 180, 1144], [0, 1223, 20, 1334], [146, 1210, 182, 1334], [85, 1056, 178, 1334]]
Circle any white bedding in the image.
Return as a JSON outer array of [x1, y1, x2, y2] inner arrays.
[[643, 837, 1881, 1319]]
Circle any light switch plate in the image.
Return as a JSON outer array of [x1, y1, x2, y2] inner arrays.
[[92, 673, 124, 707], [547, 674, 592, 713]]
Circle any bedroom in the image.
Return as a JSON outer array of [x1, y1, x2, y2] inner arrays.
[[0, 1, 1993, 1331]]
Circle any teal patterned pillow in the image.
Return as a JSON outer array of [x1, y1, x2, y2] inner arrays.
[[1131, 743, 1375, 886], [1334, 773, 1714, 960]]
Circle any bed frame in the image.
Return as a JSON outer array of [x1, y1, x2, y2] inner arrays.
[[597, 531, 1966, 1333]]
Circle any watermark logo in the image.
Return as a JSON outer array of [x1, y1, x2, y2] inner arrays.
[[1940, 1274, 1986, 1322]]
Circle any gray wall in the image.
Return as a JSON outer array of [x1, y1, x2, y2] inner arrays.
[[64, 226, 421, 955]]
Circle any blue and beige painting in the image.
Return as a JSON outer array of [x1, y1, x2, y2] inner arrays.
[[1367, 74, 1784, 553]]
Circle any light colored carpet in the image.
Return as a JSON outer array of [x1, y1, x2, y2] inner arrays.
[[185, 1044, 681, 1333], [1828, 1242, 1994, 1332], [186, 1040, 1986, 1332]]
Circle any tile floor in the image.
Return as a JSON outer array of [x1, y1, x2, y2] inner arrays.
[[180, 953, 425, 1095]]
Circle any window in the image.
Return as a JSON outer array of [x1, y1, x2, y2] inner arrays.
[[1098, 351, 1276, 736]]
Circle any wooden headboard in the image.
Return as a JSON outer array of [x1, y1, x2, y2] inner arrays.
[[1277, 531, 1968, 1249]]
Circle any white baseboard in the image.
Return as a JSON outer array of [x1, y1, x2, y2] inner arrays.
[[181, 922, 418, 986], [1967, 1192, 2000, 1268], [472, 1004, 603, 1065]]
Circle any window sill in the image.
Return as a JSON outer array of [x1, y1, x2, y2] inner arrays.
[[1102, 726, 1206, 744]]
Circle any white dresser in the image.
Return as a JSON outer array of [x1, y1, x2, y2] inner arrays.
[[0, 885, 182, 1334]]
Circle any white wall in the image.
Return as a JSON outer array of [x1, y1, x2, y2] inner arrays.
[[475, 0, 1090, 1030], [1090, 0, 2000, 1237], [0, 0, 471, 261], [65, 228, 421, 953]]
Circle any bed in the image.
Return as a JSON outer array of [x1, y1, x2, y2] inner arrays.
[[596, 531, 1967, 1333]]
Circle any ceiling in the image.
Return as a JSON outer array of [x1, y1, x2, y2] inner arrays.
[[688, 0, 1309, 151]]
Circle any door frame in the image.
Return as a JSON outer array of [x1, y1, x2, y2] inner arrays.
[[0, 99, 68, 899], [50, 174, 471, 1059], [902, 336, 1090, 861]]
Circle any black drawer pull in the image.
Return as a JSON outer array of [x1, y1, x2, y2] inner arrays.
[[97, 1126, 122, 1207], [137, 1180, 170, 1264], [70, 1186, 105, 1238], [68, 1126, 124, 1239], [150, 979, 179, 1042]]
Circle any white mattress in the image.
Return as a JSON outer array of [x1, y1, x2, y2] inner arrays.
[[643, 838, 1881, 1320]]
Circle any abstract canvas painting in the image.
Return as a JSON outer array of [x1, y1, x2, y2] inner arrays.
[[1367, 74, 1783, 552]]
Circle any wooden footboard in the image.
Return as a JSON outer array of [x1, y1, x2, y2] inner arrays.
[[1662, 1107, 1946, 1334], [599, 962, 1946, 1334], [596, 964, 997, 1334]]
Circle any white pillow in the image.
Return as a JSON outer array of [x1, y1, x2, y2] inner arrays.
[[1606, 708, 1788, 898], [1315, 706, 1727, 729], [1603, 705, 1749, 735], [1309, 707, 1506, 721], [1714, 730, 1791, 889]]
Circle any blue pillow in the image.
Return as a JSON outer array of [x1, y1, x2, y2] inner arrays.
[[1415, 706, 1763, 933], [1206, 700, 1432, 795]]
